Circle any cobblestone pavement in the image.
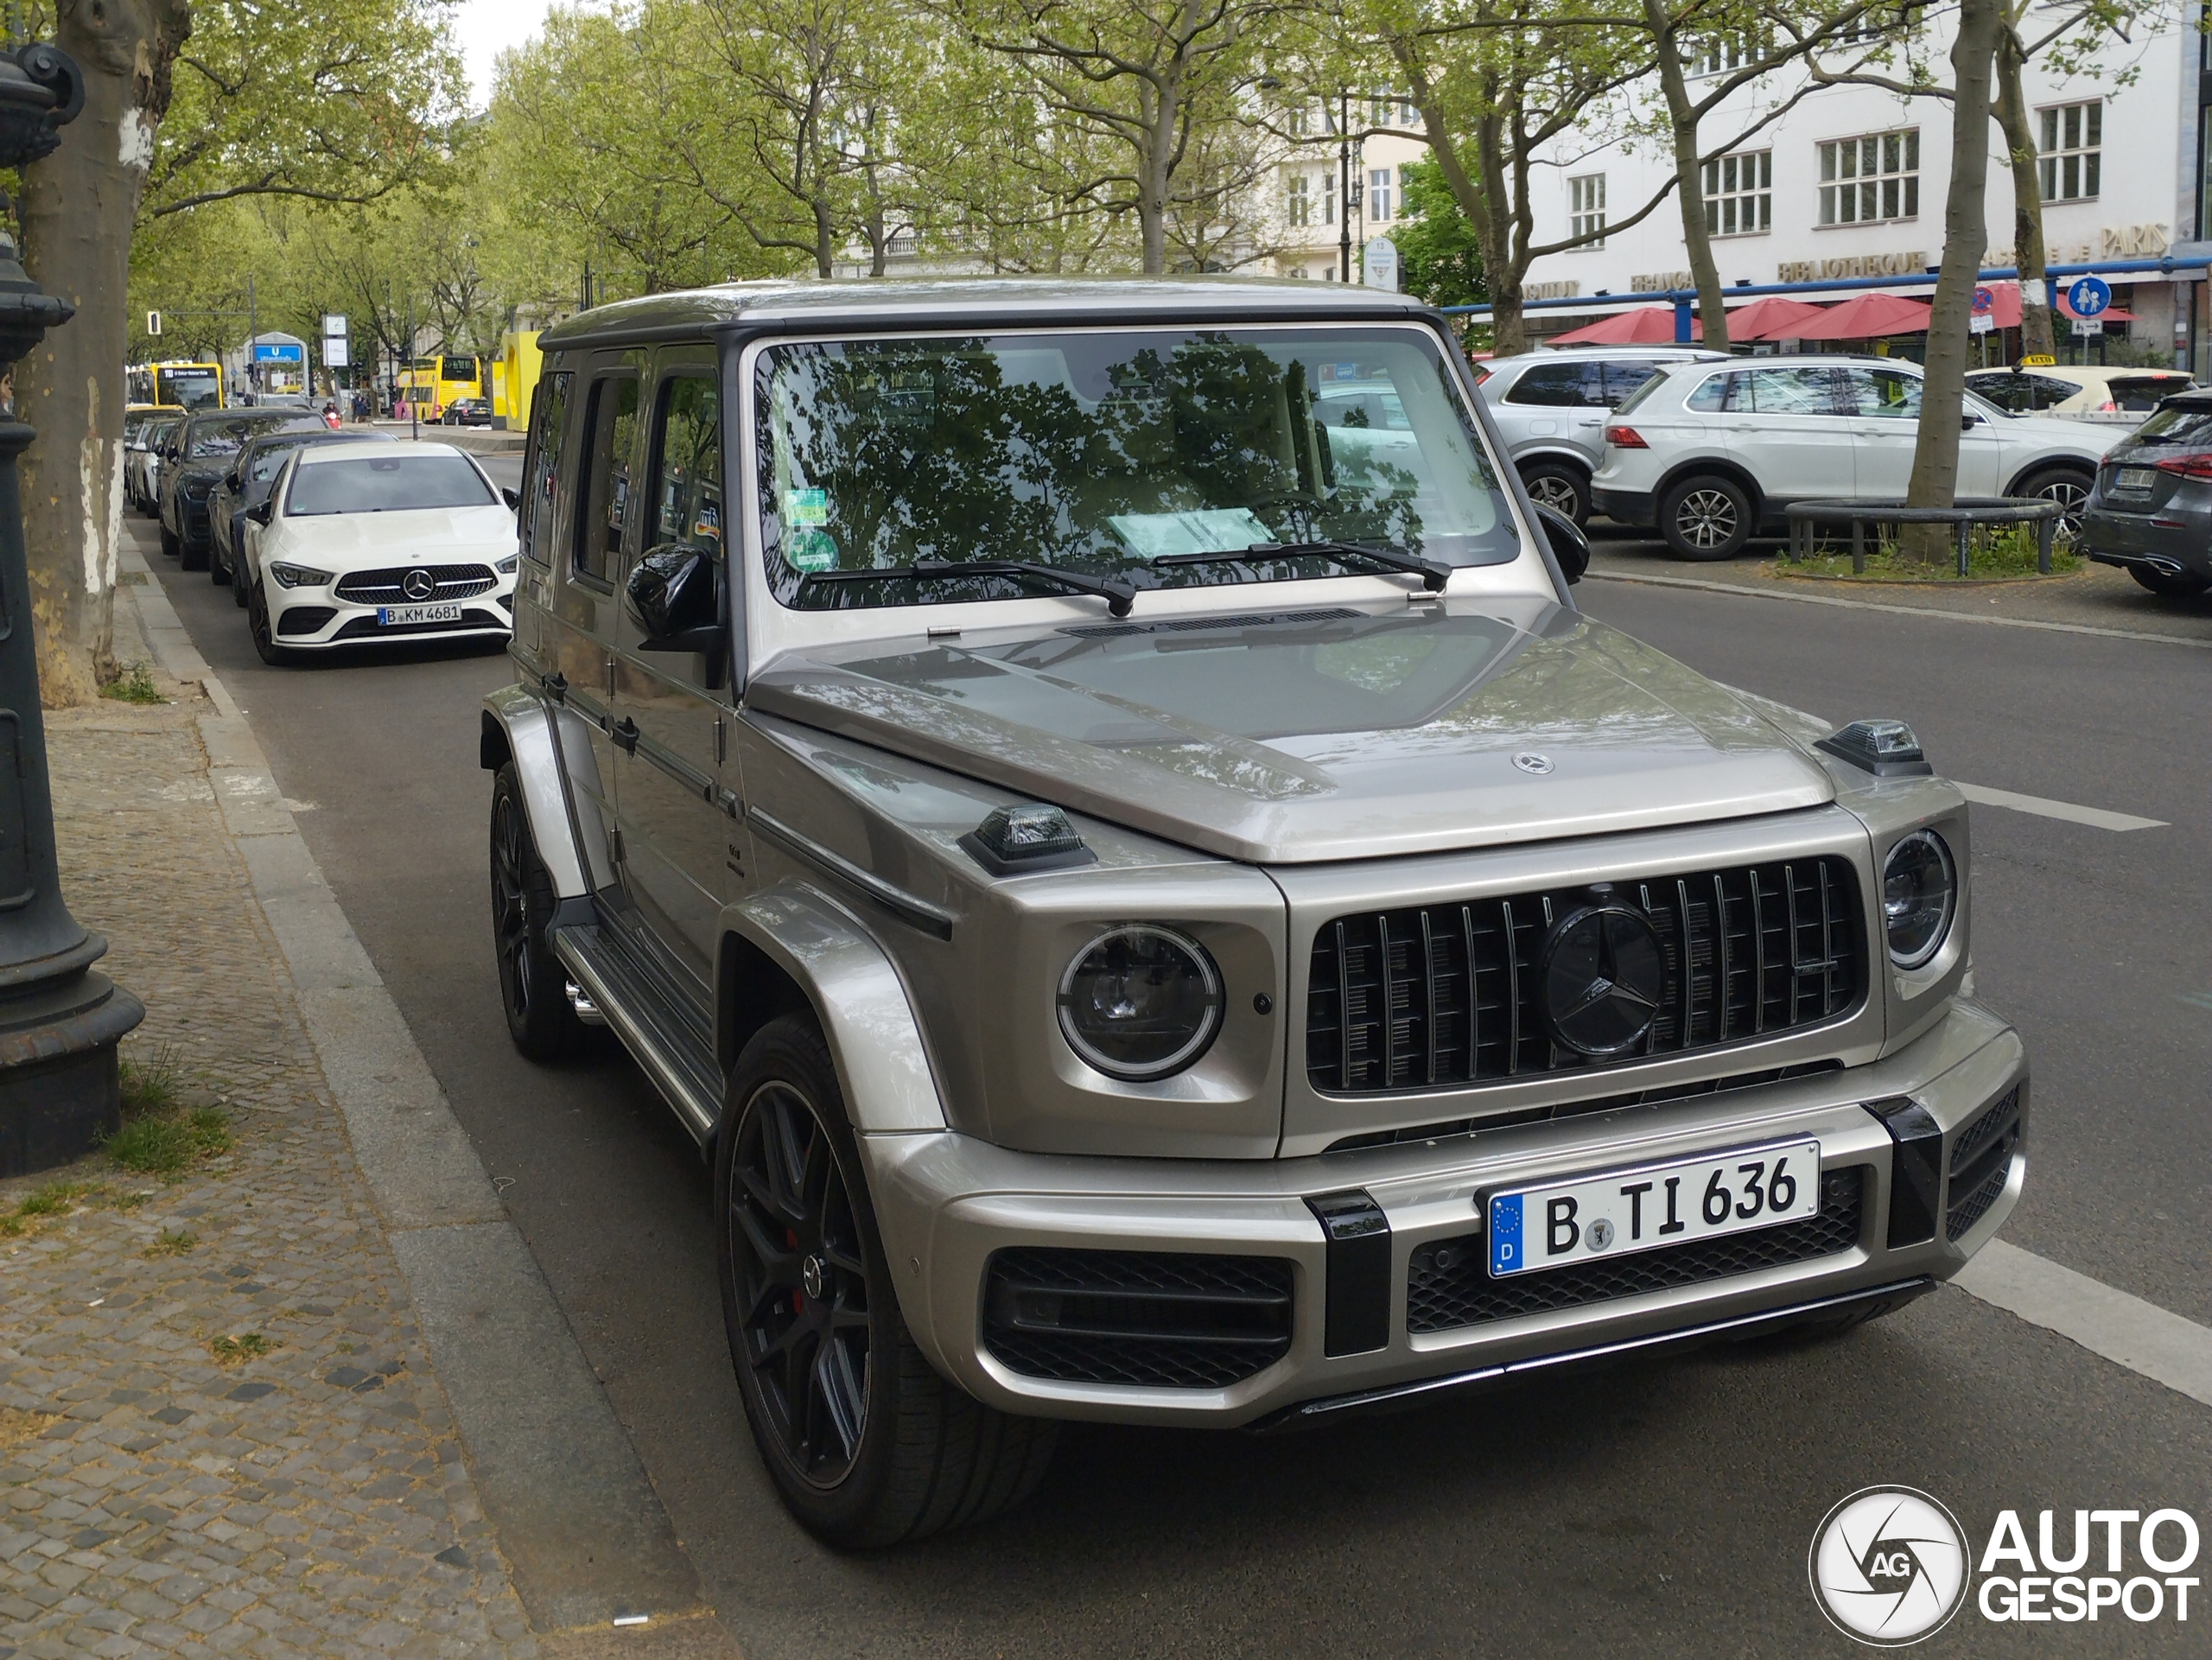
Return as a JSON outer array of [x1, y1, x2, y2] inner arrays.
[[1, 654, 538, 1657]]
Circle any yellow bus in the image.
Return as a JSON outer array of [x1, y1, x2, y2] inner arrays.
[[127, 361, 225, 411], [493, 330, 543, 431], [393, 354, 485, 417]]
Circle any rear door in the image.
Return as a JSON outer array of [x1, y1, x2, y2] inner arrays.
[[1717, 366, 1853, 501], [1498, 359, 1610, 461]]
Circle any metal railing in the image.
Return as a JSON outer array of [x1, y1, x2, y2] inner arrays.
[[1782, 497, 2062, 577]]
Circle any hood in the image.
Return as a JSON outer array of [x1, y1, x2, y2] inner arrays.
[[1997, 410, 2126, 453], [279, 505, 516, 560], [747, 603, 1836, 863]]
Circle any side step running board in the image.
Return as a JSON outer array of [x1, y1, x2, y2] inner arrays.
[[552, 922, 721, 1143]]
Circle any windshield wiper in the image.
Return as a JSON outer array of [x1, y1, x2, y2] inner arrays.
[[1153, 540, 1452, 592], [801, 557, 1136, 617]]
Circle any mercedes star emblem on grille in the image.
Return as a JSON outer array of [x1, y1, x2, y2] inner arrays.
[[1512, 752, 1554, 774], [1539, 904, 1664, 1057], [401, 569, 437, 601]]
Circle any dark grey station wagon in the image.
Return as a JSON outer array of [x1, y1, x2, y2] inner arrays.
[[480, 277, 2026, 1548]]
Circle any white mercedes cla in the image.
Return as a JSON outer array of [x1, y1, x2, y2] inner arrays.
[[244, 442, 519, 664]]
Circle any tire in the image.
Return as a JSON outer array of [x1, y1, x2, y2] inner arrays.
[[209, 538, 230, 585], [2128, 563, 2212, 599], [1519, 460, 1590, 527], [1659, 474, 1754, 561], [717, 1015, 1058, 1549], [247, 578, 294, 666], [2013, 466, 2092, 545], [159, 523, 181, 560], [232, 547, 251, 607], [179, 535, 208, 573], [489, 763, 588, 1059]]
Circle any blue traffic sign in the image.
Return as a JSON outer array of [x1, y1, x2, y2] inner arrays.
[[2068, 276, 2112, 317], [251, 341, 304, 362], [1972, 286, 1994, 315]]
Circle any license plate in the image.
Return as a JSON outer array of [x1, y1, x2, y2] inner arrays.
[[377, 602, 462, 626], [2116, 467, 2158, 491], [1485, 1138, 1821, 1278]]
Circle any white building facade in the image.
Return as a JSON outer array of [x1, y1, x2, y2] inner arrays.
[[1513, 11, 2209, 370]]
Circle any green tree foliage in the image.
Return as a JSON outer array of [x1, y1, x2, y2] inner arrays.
[[1389, 159, 1483, 308]]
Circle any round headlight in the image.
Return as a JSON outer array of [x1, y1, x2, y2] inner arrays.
[[1883, 830, 1955, 970], [1057, 926, 1222, 1081]]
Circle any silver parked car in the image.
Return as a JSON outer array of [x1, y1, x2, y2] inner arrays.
[[1478, 346, 1726, 525], [482, 278, 2025, 1549]]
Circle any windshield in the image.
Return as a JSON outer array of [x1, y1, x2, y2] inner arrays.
[[285, 453, 495, 515], [164, 369, 222, 411], [756, 327, 1517, 609]]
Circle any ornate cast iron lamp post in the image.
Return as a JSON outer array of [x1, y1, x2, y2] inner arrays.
[[0, 40, 145, 1176]]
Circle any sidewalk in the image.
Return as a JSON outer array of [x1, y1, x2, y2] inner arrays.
[[3, 563, 726, 1658]]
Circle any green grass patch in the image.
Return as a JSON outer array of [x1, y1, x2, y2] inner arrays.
[[210, 1332, 276, 1365], [1783, 521, 2081, 582], [144, 1228, 197, 1257], [118, 1044, 181, 1116], [98, 660, 164, 704], [16, 1181, 96, 1218], [105, 1105, 232, 1180]]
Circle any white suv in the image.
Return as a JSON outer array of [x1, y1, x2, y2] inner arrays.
[[1478, 347, 1725, 527], [1591, 355, 2121, 559]]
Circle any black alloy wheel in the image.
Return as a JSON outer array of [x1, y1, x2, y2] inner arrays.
[[1659, 474, 1753, 561], [2015, 467, 2092, 544], [716, 1015, 1058, 1549], [246, 577, 292, 667], [1519, 461, 1590, 527], [2128, 562, 2212, 599], [209, 533, 230, 586], [232, 539, 251, 607], [489, 763, 586, 1058]]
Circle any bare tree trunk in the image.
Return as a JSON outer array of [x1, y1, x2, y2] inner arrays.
[[1904, 0, 2003, 557], [1993, 28, 2054, 360], [1139, 84, 1175, 275], [1643, 3, 1728, 352], [16, 0, 191, 706]]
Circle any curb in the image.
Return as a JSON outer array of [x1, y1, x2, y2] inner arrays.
[[118, 538, 716, 1643]]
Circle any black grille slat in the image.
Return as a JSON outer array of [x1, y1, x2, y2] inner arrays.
[[1406, 1167, 1867, 1332], [1306, 858, 1863, 1097], [982, 1249, 1294, 1389], [334, 562, 498, 603], [1945, 1085, 2023, 1242]]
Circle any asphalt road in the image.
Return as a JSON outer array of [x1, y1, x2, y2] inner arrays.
[[137, 487, 2212, 1657]]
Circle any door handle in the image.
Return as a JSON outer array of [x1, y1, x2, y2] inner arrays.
[[611, 717, 639, 755]]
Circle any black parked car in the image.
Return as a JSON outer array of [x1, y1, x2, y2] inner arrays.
[[157, 410, 325, 570], [207, 428, 398, 600], [440, 397, 493, 427], [2080, 391, 2212, 600]]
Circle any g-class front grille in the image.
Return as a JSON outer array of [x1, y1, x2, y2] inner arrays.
[[982, 1248, 1294, 1389], [1306, 857, 1862, 1096], [1406, 1166, 1868, 1333], [1946, 1085, 2022, 1241], [334, 563, 497, 603]]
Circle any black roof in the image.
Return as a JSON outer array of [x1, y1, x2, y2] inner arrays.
[[538, 275, 1445, 351]]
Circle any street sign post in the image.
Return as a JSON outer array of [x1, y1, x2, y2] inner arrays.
[[2067, 275, 2112, 320], [1363, 236, 1401, 292]]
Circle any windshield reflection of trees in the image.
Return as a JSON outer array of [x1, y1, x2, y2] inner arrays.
[[766, 334, 1435, 610]]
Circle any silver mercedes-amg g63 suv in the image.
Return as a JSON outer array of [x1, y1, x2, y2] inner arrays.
[[480, 278, 2025, 1549]]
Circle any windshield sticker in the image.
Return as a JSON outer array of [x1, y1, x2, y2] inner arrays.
[[786, 487, 830, 526], [786, 528, 838, 572], [1108, 508, 1273, 560]]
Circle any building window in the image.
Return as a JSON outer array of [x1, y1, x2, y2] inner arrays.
[[1687, 35, 1759, 76], [1818, 130, 1919, 225], [1370, 94, 1417, 127], [1287, 174, 1311, 228], [1324, 173, 1337, 227], [1569, 174, 1606, 245], [1835, 2, 1927, 45], [1370, 168, 1394, 222], [1704, 150, 1772, 236], [2039, 101, 2101, 202]]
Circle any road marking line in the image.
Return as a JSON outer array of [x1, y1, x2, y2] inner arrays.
[[1953, 1239, 2212, 1410], [1585, 568, 2212, 651], [1955, 781, 2167, 832]]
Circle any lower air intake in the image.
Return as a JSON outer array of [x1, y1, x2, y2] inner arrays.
[[1946, 1085, 2023, 1241], [982, 1248, 1294, 1389]]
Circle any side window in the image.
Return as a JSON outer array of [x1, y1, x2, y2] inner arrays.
[[573, 375, 639, 585], [1601, 361, 1660, 407], [1840, 366, 1923, 418], [1686, 372, 1746, 412], [1504, 363, 1596, 406], [1747, 367, 1841, 415], [648, 376, 722, 555], [520, 370, 571, 565]]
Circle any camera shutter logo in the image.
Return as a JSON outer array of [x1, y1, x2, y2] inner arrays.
[[1809, 1486, 1970, 1646]]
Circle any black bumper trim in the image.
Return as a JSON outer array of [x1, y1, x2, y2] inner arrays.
[[1591, 487, 1656, 527], [1247, 1277, 1937, 1433]]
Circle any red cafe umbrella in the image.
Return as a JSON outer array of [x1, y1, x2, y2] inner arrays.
[[1974, 281, 2136, 328], [1722, 296, 1828, 341], [1796, 291, 1934, 339], [1547, 306, 1700, 345]]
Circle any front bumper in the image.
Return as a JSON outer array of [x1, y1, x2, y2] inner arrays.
[[1591, 485, 1656, 527], [2080, 502, 2212, 578], [863, 999, 2024, 1428], [265, 584, 515, 649]]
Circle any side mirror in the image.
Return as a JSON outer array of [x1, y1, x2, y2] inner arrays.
[[1531, 503, 1590, 585], [626, 543, 723, 652], [247, 499, 273, 525], [1961, 412, 1980, 431], [501, 486, 521, 510]]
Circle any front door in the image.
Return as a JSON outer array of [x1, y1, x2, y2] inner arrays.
[[1717, 366, 1853, 503], [610, 353, 738, 987], [1840, 366, 2004, 498]]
